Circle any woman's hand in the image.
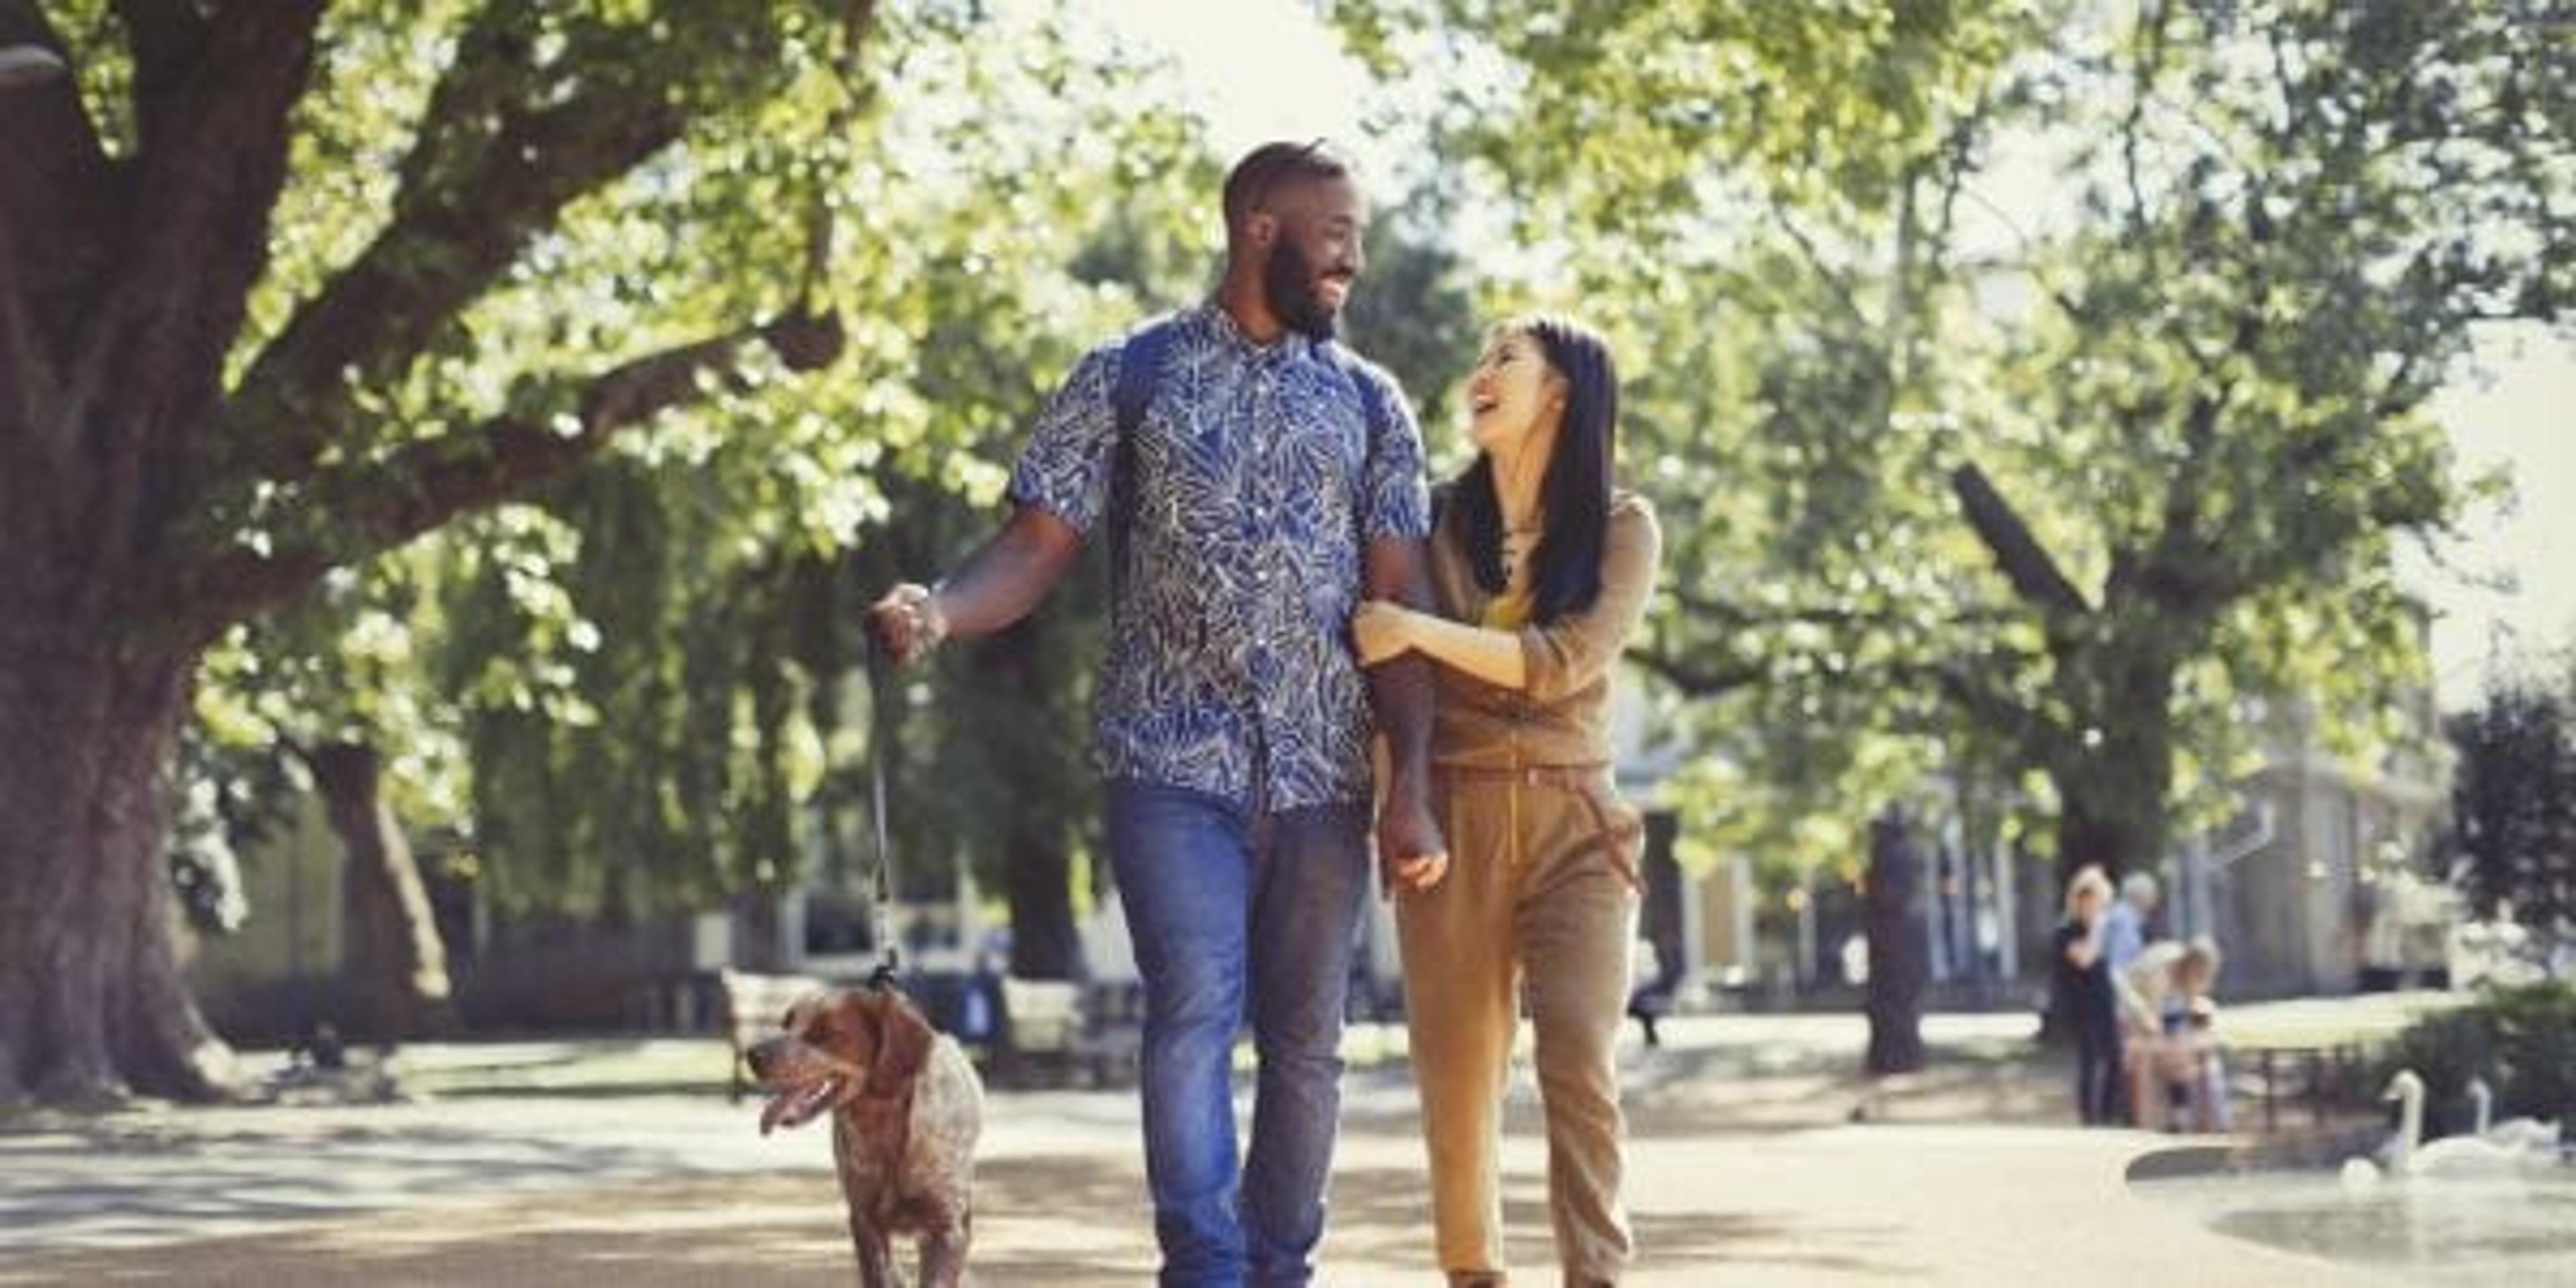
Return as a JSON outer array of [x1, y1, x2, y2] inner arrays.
[[1351, 599, 1415, 666], [1383, 847, 1450, 897]]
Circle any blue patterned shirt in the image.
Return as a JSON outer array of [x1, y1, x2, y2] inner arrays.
[[1006, 305, 1430, 810]]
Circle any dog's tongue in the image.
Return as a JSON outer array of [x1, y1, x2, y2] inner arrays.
[[759, 1093, 792, 1136]]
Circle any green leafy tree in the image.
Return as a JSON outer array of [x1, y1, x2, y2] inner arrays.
[[0, 0, 875, 1104], [180, 7, 1218, 996], [187, 552, 468, 1043], [1931, 0, 2569, 879], [1343, 0, 2576, 903], [2442, 680, 2576, 966], [0, 0, 1210, 1104]]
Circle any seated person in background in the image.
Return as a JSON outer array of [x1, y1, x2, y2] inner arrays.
[[2123, 938, 2229, 1132]]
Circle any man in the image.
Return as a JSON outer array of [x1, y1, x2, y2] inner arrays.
[[2102, 869, 2159, 1122], [866, 140, 1447, 1287], [2103, 872, 2159, 1000]]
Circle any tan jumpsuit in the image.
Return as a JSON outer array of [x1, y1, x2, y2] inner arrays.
[[1398, 492, 1661, 1287]]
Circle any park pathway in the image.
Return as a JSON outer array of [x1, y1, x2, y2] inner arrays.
[[0, 1012, 2520, 1285]]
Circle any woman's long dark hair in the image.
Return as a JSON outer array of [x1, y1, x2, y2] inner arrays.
[[1449, 315, 1618, 625]]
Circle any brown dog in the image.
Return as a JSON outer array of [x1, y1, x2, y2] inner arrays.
[[748, 986, 982, 1286]]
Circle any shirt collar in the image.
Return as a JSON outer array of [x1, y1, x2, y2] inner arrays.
[[1195, 299, 1319, 364]]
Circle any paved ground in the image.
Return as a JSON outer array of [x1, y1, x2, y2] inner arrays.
[[0, 1009, 2555, 1285]]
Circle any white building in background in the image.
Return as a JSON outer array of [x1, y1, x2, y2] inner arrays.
[[2192, 695, 2454, 998], [1617, 676, 2460, 1006]]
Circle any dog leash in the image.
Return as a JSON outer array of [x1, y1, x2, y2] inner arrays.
[[864, 637, 902, 991]]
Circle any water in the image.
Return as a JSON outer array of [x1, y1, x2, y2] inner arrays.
[[2133, 1154, 2576, 1286]]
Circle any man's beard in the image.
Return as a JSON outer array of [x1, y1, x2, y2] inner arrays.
[[1265, 239, 1344, 342]]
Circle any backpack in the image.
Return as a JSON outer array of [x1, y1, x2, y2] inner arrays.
[[1104, 315, 1397, 584]]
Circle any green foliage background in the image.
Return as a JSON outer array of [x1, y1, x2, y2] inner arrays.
[[148, 0, 2576, 946]]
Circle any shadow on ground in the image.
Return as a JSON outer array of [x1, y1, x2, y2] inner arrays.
[[1320, 1158, 1919, 1280], [4, 1146, 1926, 1285], [0, 1022, 2058, 1285]]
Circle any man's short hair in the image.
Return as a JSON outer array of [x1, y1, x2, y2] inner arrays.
[[2121, 871, 2160, 904], [1222, 139, 1354, 234]]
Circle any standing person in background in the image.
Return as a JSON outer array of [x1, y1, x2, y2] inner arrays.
[[2100, 870, 2159, 1122], [2055, 866, 2121, 1126], [2102, 870, 2159, 977]]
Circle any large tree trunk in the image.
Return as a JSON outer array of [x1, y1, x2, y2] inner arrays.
[[0, 1, 326, 1107], [1003, 832, 1081, 981], [0, 1, 840, 1108], [1864, 808, 1927, 1076], [2047, 638, 2182, 888], [0, 649, 235, 1104], [304, 741, 454, 1045], [973, 615, 1082, 981]]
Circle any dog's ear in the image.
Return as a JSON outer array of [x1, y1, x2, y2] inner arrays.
[[861, 991, 935, 1095], [808, 991, 877, 1066]]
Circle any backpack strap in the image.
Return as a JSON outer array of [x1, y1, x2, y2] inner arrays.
[[1322, 340, 1402, 550], [1107, 316, 1183, 592], [1106, 324, 1396, 578], [1114, 315, 1181, 443], [1318, 340, 1392, 443]]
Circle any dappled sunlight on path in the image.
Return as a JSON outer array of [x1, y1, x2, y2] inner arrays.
[[0, 1018, 2417, 1285]]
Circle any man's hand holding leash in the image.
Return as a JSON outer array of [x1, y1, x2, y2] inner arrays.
[[866, 582, 949, 665]]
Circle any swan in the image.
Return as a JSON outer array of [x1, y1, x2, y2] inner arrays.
[[2383, 1071, 2530, 1177], [2467, 1075, 2563, 1155]]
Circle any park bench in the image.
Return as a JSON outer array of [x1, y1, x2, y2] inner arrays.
[[994, 976, 1083, 1087], [991, 975, 1142, 1088], [1080, 978, 1144, 1086], [718, 967, 828, 1103], [2231, 1039, 2370, 1133]]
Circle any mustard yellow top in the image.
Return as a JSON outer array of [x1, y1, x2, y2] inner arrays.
[[1426, 490, 1661, 769]]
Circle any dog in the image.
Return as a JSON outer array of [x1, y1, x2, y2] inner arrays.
[[748, 985, 983, 1286]]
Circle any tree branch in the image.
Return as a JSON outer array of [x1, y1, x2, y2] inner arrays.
[[1916, 657, 2064, 761], [65, 0, 327, 416], [220, 5, 694, 489], [2121, 0, 2174, 257], [152, 311, 844, 647], [112, 0, 210, 152], [31, 1, 325, 618], [222, 1, 884, 496], [1768, 199, 1871, 331], [1666, 584, 2019, 635], [1949, 461, 2091, 617], [0, 1, 116, 415], [1631, 647, 1768, 698]]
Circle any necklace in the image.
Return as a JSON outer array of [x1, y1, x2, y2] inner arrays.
[[1501, 528, 1538, 582]]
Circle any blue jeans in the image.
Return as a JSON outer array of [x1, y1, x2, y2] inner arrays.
[[1107, 780, 1371, 1288]]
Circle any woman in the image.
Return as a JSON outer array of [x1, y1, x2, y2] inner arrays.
[[2055, 865, 2121, 1126], [2123, 937, 2229, 1132], [1353, 315, 1660, 1287]]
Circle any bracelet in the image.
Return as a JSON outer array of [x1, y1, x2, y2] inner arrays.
[[915, 584, 951, 653]]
